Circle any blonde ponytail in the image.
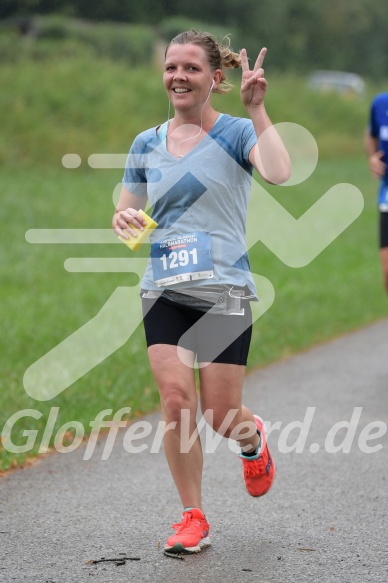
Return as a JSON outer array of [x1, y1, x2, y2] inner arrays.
[[217, 35, 242, 94]]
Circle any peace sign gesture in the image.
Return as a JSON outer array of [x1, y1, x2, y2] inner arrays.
[[240, 47, 268, 111]]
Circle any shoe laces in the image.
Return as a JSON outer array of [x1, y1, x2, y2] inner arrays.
[[172, 512, 203, 534], [243, 455, 265, 478]]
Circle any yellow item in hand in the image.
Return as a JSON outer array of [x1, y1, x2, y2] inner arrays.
[[118, 209, 158, 251]]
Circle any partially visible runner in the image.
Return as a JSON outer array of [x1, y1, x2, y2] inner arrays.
[[365, 91, 388, 292], [112, 30, 291, 554]]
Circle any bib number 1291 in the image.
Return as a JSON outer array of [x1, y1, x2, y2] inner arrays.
[[151, 231, 214, 286], [160, 248, 198, 270]]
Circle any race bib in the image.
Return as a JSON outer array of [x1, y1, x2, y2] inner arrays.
[[151, 232, 214, 287]]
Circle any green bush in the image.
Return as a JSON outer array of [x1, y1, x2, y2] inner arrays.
[[35, 14, 73, 39], [0, 16, 155, 66], [158, 16, 237, 46], [0, 32, 92, 63], [67, 21, 155, 65], [0, 31, 20, 62]]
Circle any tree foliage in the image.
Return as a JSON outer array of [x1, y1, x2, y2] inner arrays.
[[1, 0, 387, 78]]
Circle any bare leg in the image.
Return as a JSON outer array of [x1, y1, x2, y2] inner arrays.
[[148, 344, 203, 509], [199, 362, 260, 453], [380, 248, 388, 293]]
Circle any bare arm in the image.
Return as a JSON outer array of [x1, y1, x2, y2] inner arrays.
[[365, 130, 386, 180], [240, 48, 291, 185], [112, 185, 148, 240]]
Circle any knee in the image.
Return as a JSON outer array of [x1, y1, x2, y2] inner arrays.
[[160, 383, 196, 423]]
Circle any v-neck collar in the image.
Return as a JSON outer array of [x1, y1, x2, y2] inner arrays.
[[155, 113, 225, 162]]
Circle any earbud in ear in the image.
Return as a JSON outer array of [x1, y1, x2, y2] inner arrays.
[[210, 80, 215, 90]]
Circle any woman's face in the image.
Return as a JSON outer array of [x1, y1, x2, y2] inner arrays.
[[163, 43, 217, 112]]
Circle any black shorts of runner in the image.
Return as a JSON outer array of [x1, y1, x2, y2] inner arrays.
[[380, 211, 388, 248], [141, 294, 252, 365]]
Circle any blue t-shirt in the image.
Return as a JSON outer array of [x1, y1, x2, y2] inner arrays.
[[122, 114, 258, 293], [369, 92, 388, 209]]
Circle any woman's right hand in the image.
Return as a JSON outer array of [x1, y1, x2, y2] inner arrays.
[[112, 208, 147, 239]]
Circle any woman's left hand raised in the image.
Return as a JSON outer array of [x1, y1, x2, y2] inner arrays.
[[240, 48, 268, 111]]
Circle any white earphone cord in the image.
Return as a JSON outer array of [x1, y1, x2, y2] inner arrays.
[[167, 81, 215, 158]]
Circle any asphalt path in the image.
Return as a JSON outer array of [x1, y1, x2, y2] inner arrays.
[[1, 319, 387, 583]]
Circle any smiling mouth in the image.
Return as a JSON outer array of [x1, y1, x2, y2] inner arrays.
[[173, 88, 191, 93]]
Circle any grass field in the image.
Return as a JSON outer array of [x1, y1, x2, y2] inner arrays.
[[1, 54, 387, 470]]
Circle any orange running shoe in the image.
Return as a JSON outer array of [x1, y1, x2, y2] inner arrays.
[[239, 415, 275, 497], [165, 508, 211, 554]]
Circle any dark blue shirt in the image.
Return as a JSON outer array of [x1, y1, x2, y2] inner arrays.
[[369, 92, 388, 181]]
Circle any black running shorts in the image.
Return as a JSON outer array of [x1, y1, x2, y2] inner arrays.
[[141, 294, 252, 365], [380, 211, 388, 248]]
